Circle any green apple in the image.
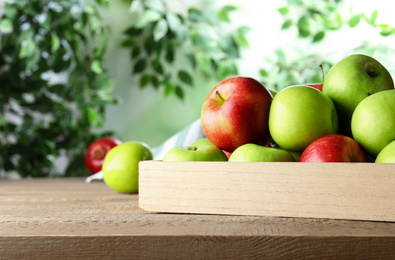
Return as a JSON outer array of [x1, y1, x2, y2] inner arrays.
[[191, 138, 213, 147], [102, 141, 153, 194], [228, 143, 295, 162], [323, 54, 394, 134], [268, 85, 338, 152], [162, 145, 228, 161], [375, 140, 395, 163], [351, 89, 395, 157]]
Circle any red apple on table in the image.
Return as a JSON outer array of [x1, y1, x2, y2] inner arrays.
[[201, 76, 273, 152], [299, 134, 367, 162], [85, 137, 122, 174]]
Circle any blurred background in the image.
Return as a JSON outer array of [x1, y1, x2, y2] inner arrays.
[[1, 0, 394, 178]]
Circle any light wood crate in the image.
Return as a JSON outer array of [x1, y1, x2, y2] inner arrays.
[[139, 161, 395, 222]]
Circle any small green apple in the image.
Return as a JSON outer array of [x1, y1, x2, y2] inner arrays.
[[268, 85, 338, 152], [102, 141, 153, 194], [351, 89, 395, 157], [375, 140, 395, 163], [323, 54, 394, 134], [162, 145, 228, 161], [192, 138, 213, 147], [228, 143, 295, 162]]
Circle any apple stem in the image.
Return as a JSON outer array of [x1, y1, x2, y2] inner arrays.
[[319, 63, 325, 83], [216, 91, 225, 103]]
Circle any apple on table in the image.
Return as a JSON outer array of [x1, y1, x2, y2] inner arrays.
[[102, 141, 153, 193], [85, 136, 122, 174]]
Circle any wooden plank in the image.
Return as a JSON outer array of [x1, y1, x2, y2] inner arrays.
[[1, 178, 395, 259], [139, 161, 395, 222]]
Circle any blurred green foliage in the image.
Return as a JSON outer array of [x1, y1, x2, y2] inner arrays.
[[260, 0, 395, 92], [0, 0, 118, 177], [121, 0, 250, 99]]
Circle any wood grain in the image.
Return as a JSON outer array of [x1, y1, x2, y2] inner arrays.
[[1, 178, 395, 259], [139, 161, 395, 221]]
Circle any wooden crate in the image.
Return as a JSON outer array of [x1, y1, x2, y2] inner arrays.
[[139, 161, 395, 222]]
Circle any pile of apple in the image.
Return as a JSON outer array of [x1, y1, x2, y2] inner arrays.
[[163, 54, 395, 163], [86, 53, 395, 194]]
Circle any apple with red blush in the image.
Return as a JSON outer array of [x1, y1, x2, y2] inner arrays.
[[303, 64, 325, 91], [85, 136, 122, 174], [305, 83, 323, 91], [201, 76, 273, 152], [299, 134, 367, 162]]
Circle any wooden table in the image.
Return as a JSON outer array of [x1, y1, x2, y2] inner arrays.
[[1, 178, 394, 259]]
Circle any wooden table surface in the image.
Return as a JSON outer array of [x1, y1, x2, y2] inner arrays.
[[1, 178, 395, 259]]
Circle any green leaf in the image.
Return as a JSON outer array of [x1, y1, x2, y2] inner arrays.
[[277, 6, 289, 16], [174, 86, 184, 100], [4, 5, 18, 19], [312, 31, 325, 43], [178, 70, 193, 86], [19, 38, 36, 59], [217, 62, 228, 80], [133, 59, 146, 73], [153, 60, 163, 74], [121, 38, 137, 47], [281, 19, 293, 30], [297, 16, 310, 37], [234, 26, 250, 47], [51, 33, 60, 52], [379, 24, 395, 36], [164, 82, 173, 96], [129, 0, 144, 13], [124, 27, 143, 36], [145, 0, 165, 12], [166, 13, 181, 31], [188, 8, 203, 22], [259, 69, 268, 77], [135, 10, 161, 29], [91, 60, 103, 74], [349, 14, 361, 28], [25, 48, 41, 70], [153, 19, 168, 41], [140, 74, 151, 88], [87, 108, 99, 125], [218, 5, 237, 22], [369, 10, 378, 25], [131, 46, 141, 58], [195, 52, 211, 74], [0, 18, 13, 33]]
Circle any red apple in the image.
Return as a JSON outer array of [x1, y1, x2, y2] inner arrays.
[[305, 83, 323, 91], [85, 137, 122, 174], [299, 134, 367, 162], [303, 64, 324, 91], [201, 76, 273, 152], [222, 149, 232, 159]]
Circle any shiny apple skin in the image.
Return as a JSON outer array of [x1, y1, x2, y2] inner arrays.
[[201, 76, 273, 152], [85, 137, 122, 174], [299, 134, 367, 162]]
